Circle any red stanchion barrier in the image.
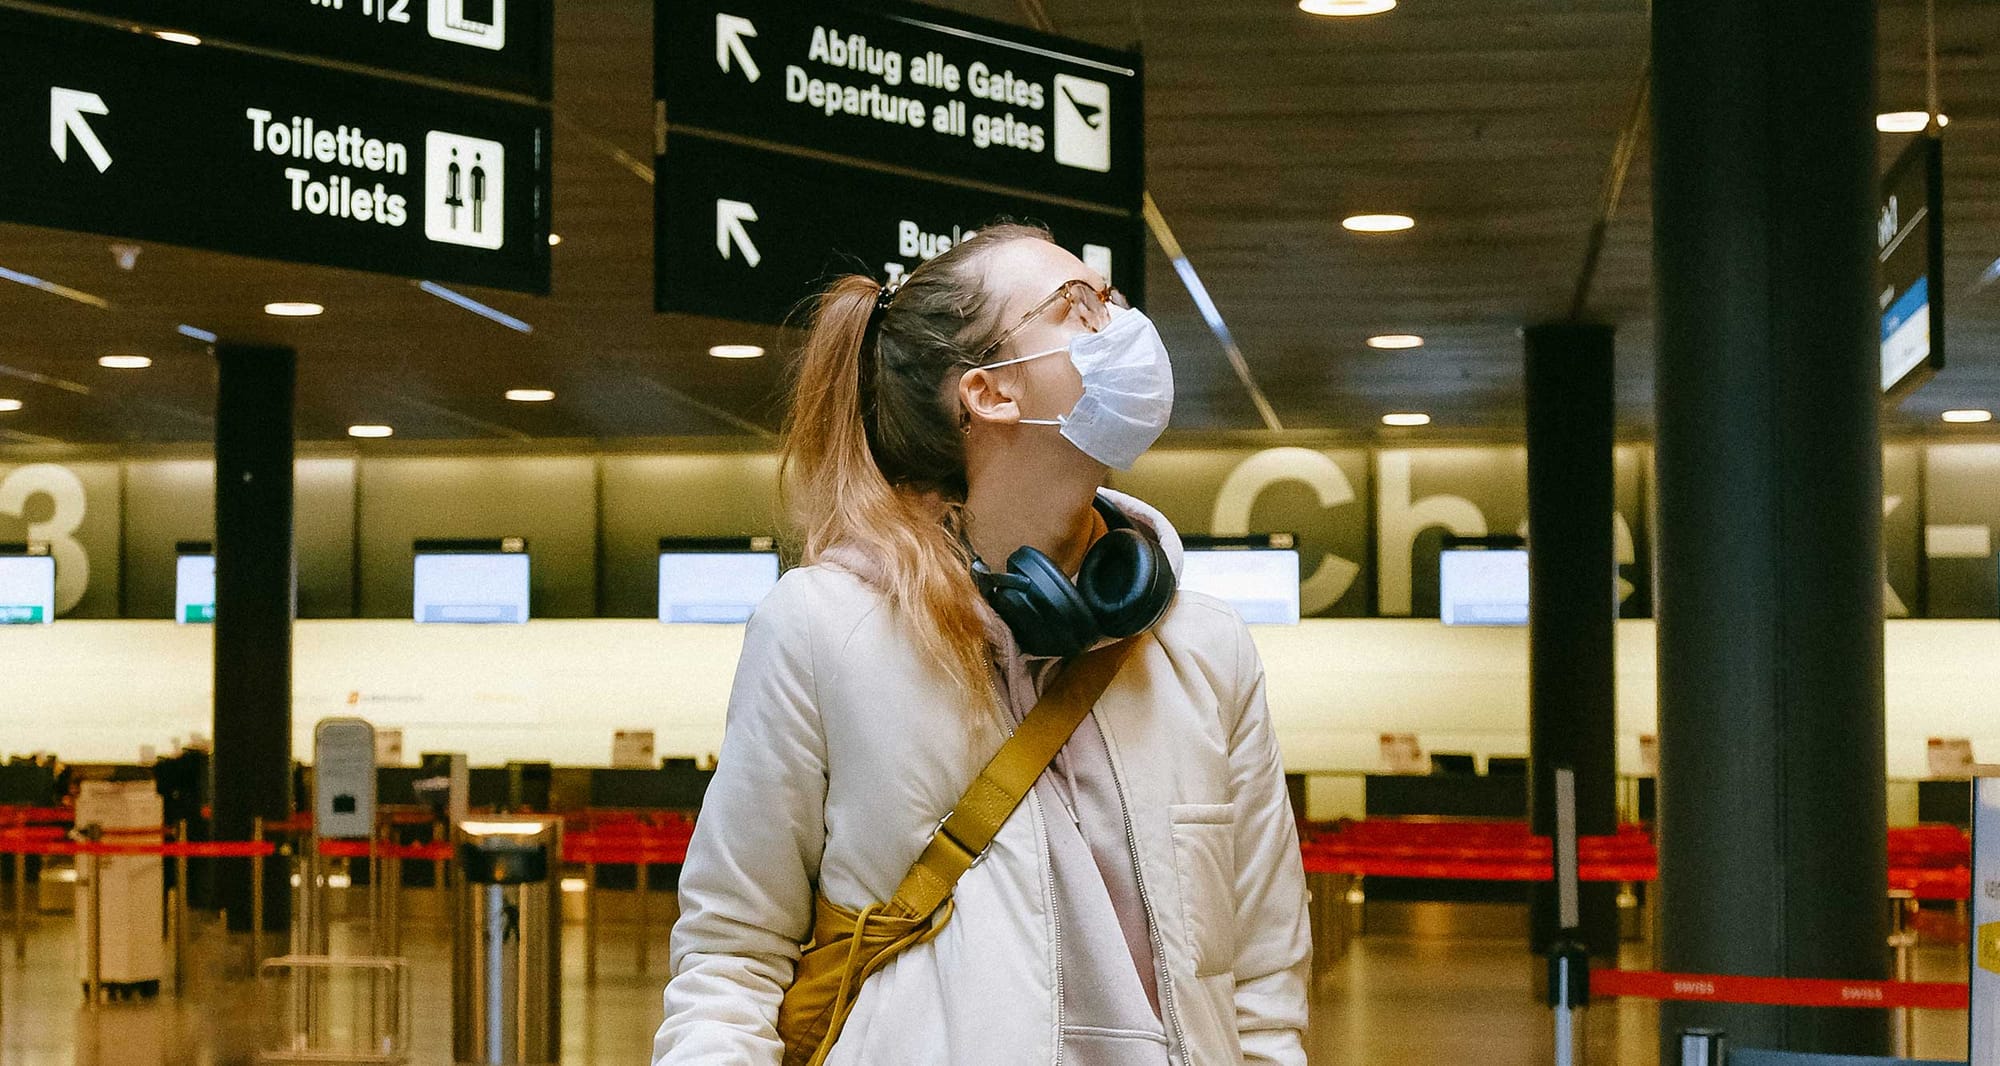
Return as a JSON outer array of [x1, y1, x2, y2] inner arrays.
[[4, 839, 275, 858], [1595, 969, 1969, 1011], [315, 839, 453, 862]]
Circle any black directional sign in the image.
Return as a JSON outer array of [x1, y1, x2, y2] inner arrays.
[[658, 0, 1142, 212], [0, 9, 551, 293], [657, 136, 1143, 327], [654, 0, 1145, 323], [56, 0, 552, 100]]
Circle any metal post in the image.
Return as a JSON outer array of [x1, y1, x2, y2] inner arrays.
[[12, 834, 25, 961], [175, 820, 190, 994], [1889, 890, 1917, 1058], [85, 853, 102, 1008], [384, 851, 402, 956], [368, 831, 382, 957], [584, 861, 598, 985], [1679, 1028, 1727, 1066], [636, 860, 651, 976], [432, 822, 446, 925], [251, 817, 266, 966]]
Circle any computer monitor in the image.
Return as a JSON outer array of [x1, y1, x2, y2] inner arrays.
[[1440, 546, 1529, 627], [175, 545, 216, 624], [1486, 756, 1529, 777], [413, 539, 529, 624], [0, 551, 55, 625], [658, 539, 781, 624], [1178, 535, 1301, 625]]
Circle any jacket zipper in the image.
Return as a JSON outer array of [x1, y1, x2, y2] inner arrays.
[[1108, 748, 1191, 1066], [1032, 788, 1065, 1066]]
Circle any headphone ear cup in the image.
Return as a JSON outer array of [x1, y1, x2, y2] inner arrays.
[[999, 547, 1100, 658], [1077, 528, 1176, 637]]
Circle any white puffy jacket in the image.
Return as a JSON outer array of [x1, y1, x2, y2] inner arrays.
[[653, 496, 1311, 1066]]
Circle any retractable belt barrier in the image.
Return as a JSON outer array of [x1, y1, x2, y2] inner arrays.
[[1596, 969, 1969, 1011]]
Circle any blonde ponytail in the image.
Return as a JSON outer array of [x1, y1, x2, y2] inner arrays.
[[779, 224, 1051, 698]]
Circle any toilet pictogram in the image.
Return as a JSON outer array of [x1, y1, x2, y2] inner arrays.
[[425, 130, 505, 249]]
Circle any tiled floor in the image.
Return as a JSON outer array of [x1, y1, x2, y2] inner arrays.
[[0, 907, 1975, 1064]]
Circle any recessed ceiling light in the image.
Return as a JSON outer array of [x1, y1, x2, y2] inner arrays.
[[1941, 409, 1993, 424], [1367, 334, 1425, 350], [1381, 412, 1432, 427], [1343, 213, 1416, 233], [1300, 0, 1396, 14], [347, 424, 394, 439], [153, 30, 202, 45], [264, 301, 324, 318], [1876, 111, 1948, 133], [709, 344, 766, 359], [98, 354, 152, 369], [505, 388, 556, 403], [547, 233, 562, 246], [0, 399, 21, 413]]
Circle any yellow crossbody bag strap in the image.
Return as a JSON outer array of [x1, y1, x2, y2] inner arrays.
[[888, 636, 1142, 918]]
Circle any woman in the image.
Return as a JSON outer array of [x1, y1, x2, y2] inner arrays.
[[653, 224, 1310, 1066]]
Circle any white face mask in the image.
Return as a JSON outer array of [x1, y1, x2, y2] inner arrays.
[[979, 305, 1175, 470]]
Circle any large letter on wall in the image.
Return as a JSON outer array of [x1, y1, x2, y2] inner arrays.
[[0, 464, 90, 614], [1211, 447, 1362, 616], [1375, 450, 1486, 616]]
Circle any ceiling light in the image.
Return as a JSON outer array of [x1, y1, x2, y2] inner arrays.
[[177, 324, 218, 343], [505, 388, 555, 403], [708, 344, 766, 359], [1343, 213, 1416, 233], [417, 281, 532, 333], [1381, 412, 1432, 427], [347, 424, 394, 439], [152, 30, 202, 45], [1300, 0, 1396, 14], [0, 265, 110, 309], [0, 399, 20, 413], [547, 233, 562, 246], [98, 354, 153, 369], [1367, 334, 1425, 350], [1941, 409, 1993, 424], [1876, 111, 1948, 133], [264, 301, 324, 317]]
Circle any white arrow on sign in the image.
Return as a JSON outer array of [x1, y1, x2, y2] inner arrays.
[[50, 88, 112, 173], [716, 199, 762, 267], [716, 14, 760, 83]]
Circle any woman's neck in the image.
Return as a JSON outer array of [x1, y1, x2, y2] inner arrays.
[[963, 465, 1102, 577]]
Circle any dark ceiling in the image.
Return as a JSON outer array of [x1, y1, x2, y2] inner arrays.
[[0, 0, 1995, 447]]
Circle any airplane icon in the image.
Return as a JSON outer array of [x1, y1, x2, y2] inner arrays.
[[1061, 85, 1105, 129]]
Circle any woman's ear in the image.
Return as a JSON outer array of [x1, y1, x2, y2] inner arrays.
[[958, 366, 1024, 426]]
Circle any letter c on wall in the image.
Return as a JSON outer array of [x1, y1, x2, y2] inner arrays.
[[1211, 448, 1361, 616]]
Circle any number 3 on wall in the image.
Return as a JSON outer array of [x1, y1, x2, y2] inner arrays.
[[0, 464, 90, 615]]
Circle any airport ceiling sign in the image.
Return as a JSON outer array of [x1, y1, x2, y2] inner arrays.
[[0, 9, 552, 293], [656, 135, 1144, 325], [55, 0, 553, 99], [654, 0, 1146, 322]]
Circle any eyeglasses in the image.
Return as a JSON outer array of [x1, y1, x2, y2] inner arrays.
[[973, 279, 1129, 365]]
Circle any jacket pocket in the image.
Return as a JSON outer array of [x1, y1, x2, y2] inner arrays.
[[1167, 802, 1236, 978]]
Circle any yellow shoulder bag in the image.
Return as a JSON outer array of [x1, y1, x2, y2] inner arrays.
[[774, 638, 1139, 1066]]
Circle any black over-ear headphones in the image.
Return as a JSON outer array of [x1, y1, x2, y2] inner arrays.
[[971, 497, 1178, 658]]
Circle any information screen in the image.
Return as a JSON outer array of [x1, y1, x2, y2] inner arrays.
[[1440, 548, 1530, 627], [175, 553, 216, 624], [0, 555, 56, 624], [658, 552, 780, 624], [413, 553, 530, 624], [1180, 549, 1301, 625], [1877, 137, 1944, 398]]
